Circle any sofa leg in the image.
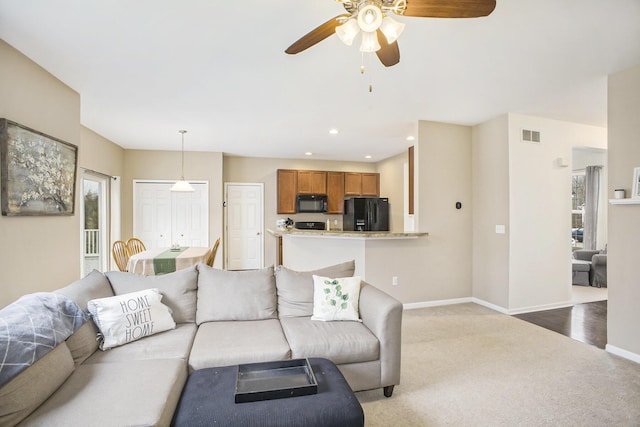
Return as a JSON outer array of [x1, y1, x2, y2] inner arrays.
[[383, 385, 394, 397]]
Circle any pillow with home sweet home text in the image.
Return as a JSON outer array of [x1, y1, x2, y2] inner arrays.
[[311, 275, 362, 322], [87, 288, 176, 350]]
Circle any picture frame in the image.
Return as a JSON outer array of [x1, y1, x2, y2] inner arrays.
[[1, 119, 78, 216], [633, 167, 640, 199]]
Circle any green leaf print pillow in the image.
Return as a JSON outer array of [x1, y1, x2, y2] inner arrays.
[[311, 275, 362, 322]]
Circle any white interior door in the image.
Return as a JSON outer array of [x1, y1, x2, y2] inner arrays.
[[134, 181, 208, 249], [225, 183, 264, 270]]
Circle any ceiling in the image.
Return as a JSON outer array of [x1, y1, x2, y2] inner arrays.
[[1, 1, 639, 163]]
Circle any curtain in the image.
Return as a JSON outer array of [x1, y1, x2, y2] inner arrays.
[[583, 165, 601, 250]]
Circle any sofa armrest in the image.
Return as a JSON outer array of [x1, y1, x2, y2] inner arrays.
[[573, 250, 599, 261], [592, 254, 607, 266], [359, 282, 403, 388]]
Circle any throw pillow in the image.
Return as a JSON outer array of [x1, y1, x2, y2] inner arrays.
[[275, 260, 356, 318], [311, 275, 362, 322], [196, 264, 276, 324], [87, 289, 176, 350], [105, 266, 198, 323]]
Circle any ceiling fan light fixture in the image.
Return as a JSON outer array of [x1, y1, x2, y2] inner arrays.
[[335, 18, 360, 46], [379, 15, 405, 44], [360, 30, 381, 52], [357, 4, 383, 33]]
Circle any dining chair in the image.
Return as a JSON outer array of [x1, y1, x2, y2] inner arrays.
[[206, 238, 221, 267], [126, 237, 147, 255], [112, 240, 130, 272]]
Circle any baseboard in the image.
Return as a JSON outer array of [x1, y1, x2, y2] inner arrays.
[[606, 344, 640, 364], [403, 297, 473, 310], [470, 298, 509, 314], [506, 300, 574, 315], [404, 297, 576, 315]]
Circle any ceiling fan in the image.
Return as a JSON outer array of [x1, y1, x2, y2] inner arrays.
[[285, 0, 497, 67]]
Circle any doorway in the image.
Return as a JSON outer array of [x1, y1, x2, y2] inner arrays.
[[80, 171, 110, 276], [225, 183, 264, 270]]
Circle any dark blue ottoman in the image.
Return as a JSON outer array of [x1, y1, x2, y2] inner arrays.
[[171, 357, 364, 427]]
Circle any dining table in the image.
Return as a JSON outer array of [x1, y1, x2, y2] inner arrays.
[[126, 246, 211, 275]]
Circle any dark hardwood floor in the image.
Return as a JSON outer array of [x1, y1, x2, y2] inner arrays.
[[514, 300, 607, 349]]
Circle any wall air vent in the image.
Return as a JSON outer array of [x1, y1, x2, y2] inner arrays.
[[521, 129, 541, 143]]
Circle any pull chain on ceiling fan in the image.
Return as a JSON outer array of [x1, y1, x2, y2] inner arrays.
[[285, 0, 496, 68]]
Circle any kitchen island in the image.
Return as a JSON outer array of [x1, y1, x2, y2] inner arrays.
[[267, 229, 428, 286]]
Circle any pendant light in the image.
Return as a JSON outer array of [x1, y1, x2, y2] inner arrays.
[[170, 130, 194, 192]]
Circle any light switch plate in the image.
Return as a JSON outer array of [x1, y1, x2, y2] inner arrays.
[[495, 225, 506, 234]]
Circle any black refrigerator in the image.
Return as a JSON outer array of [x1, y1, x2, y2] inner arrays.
[[343, 197, 390, 231]]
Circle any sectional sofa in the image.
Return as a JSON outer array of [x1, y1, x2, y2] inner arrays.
[[0, 260, 402, 426]]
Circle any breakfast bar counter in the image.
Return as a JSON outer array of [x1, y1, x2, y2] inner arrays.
[[267, 229, 428, 283]]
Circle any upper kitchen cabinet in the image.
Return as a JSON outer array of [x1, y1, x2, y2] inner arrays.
[[297, 170, 327, 195], [277, 169, 297, 214], [327, 172, 345, 214], [345, 172, 379, 197]]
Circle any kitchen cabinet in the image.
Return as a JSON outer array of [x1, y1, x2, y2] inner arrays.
[[327, 172, 345, 214], [297, 170, 327, 194], [277, 169, 297, 214], [345, 172, 380, 197]]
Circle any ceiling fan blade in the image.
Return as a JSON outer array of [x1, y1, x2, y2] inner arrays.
[[376, 30, 400, 67], [403, 0, 496, 18], [285, 14, 350, 54]]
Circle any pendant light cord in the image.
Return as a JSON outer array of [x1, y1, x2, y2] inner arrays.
[[180, 130, 187, 180]]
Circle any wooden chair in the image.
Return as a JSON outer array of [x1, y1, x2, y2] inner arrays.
[[112, 240, 130, 272], [126, 237, 147, 255], [206, 238, 221, 267]]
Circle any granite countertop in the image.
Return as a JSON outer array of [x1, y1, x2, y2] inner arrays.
[[266, 229, 428, 239]]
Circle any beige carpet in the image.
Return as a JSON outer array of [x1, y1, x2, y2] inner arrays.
[[356, 303, 640, 426]]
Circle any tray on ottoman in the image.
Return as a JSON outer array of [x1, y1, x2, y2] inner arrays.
[[235, 358, 318, 403]]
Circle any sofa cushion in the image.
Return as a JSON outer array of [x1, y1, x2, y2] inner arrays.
[[0, 343, 75, 427], [88, 289, 176, 350], [84, 323, 197, 364], [55, 269, 114, 311], [19, 359, 187, 427], [275, 260, 356, 318], [105, 266, 198, 323], [311, 275, 362, 322], [196, 264, 276, 324], [280, 316, 379, 365], [65, 320, 100, 366], [189, 319, 291, 370]]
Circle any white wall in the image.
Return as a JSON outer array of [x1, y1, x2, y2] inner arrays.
[[607, 63, 640, 359], [507, 114, 606, 311], [472, 115, 510, 308]]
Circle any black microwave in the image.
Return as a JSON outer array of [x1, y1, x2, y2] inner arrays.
[[296, 194, 328, 213]]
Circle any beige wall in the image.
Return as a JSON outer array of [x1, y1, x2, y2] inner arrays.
[[407, 121, 473, 302], [0, 40, 124, 307], [472, 115, 510, 308], [377, 152, 406, 233], [223, 156, 378, 266], [122, 149, 223, 263], [607, 63, 640, 358]]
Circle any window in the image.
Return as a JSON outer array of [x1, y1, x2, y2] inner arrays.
[[571, 173, 585, 248]]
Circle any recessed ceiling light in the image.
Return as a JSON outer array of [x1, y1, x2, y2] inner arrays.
[[406, 136, 415, 141], [305, 152, 313, 156], [329, 129, 339, 135], [365, 155, 372, 159]]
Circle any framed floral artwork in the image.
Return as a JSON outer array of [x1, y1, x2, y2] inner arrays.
[[1, 119, 78, 216]]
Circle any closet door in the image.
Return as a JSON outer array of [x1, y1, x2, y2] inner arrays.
[[134, 181, 208, 249]]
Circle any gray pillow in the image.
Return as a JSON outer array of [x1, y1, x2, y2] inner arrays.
[[105, 266, 198, 324], [55, 270, 114, 311], [275, 260, 356, 317], [196, 264, 276, 324]]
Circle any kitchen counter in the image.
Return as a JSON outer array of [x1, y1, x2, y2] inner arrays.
[[267, 229, 428, 239], [267, 229, 429, 278]]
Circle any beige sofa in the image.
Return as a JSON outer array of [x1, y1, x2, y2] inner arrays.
[[0, 260, 402, 427]]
